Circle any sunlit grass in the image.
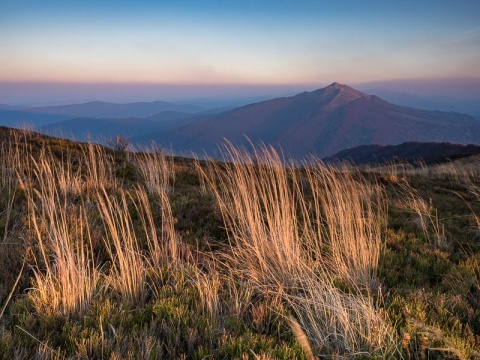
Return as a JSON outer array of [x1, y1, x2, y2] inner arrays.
[[197, 143, 395, 356], [0, 129, 479, 358]]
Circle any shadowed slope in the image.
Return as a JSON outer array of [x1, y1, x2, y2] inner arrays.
[[324, 141, 480, 165]]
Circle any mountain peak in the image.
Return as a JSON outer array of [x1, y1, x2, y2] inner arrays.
[[325, 82, 361, 93], [328, 81, 344, 89], [303, 82, 366, 108]]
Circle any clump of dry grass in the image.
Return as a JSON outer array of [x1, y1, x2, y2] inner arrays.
[[462, 170, 480, 234], [133, 148, 179, 265], [95, 186, 146, 304], [288, 316, 314, 360], [193, 264, 223, 320], [396, 182, 447, 247], [18, 148, 99, 317], [197, 143, 395, 357], [198, 145, 304, 290], [0, 142, 18, 243], [11, 136, 181, 314], [134, 145, 174, 196], [131, 186, 179, 269], [364, 162, 409, 183], [285, 273, 393, 355], [301, 162, 385, 289], [83, 142, 117, 191]]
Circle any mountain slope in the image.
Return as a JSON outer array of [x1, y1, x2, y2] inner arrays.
[[147, 82, 480, 158], [324, 142, 480, 165]]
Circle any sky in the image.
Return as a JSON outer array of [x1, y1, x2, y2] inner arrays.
[[1, 0, 479, 104]]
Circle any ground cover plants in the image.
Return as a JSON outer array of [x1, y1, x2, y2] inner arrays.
[[0, 127, 479, 359]]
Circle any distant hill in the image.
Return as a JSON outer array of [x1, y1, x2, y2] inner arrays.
[[323, 142, 480, 165], [0, 100, 205, 130], [144, 82, 480, 159], [26, 100, 204, 118], [0, 103, 21, 111], [40, 111, 196, 143], [0, 111, 73, 129]]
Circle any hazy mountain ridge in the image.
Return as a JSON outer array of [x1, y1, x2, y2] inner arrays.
[[0, 111, 73, 129], [40, 111, 196, 143], [26, 100, 205, 117], [0, 103, 22, 111], [144, 82, 480, 158], [0, 100, 206, 130], [38, 106, 239, 143], [2, 83, 480, 160]]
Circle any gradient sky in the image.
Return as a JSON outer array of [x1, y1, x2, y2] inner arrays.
[[1, 0, 479, 102]]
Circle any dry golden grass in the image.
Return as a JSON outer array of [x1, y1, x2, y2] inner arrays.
[[95, 186, 147, 304], [83, 142, 117, 191], [396, 182, 447, 247], [17, 147, 99, 317], [134, 145, 174, 196], [288, 316, 315, 360], [463, 170, 480, 234], [0, 142, 17, 243], [9, 137, 180, 315], [197, 143, 396, 357], [133, 146, 180, 267], [301, 162, 385, 289], [16, 132, 480, 357], [193, 263, 222, 319]]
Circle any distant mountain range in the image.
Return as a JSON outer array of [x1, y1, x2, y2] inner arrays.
[[324, 142, 480, 165], [26, 100, 204, 118], [0, 103, 20, 111], [2, 83, 480, 160], [0, 100, 206, 130], [40, 111, 195, 142], [143, 82, 480, 158]]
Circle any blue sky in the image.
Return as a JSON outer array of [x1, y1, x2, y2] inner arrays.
[[0, 0, 479, 102]]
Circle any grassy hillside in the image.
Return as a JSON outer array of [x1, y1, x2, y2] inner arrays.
[[0, 128, 479, 359]]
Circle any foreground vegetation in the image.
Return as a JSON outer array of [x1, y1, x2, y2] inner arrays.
[[0, 128, 479, 359]]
